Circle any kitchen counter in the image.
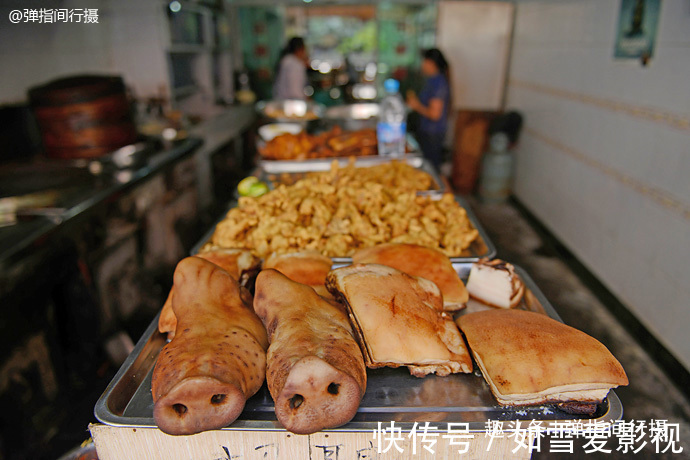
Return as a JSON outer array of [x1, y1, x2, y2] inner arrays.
[[189, 104, 255, 154], [0, 135, 206, 460], [0, 103, 259, 270], [0, 137, 203, 270], [189, 104, 257, 211]]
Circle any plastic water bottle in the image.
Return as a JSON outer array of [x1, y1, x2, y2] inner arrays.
[[377, 79, 407, 157]]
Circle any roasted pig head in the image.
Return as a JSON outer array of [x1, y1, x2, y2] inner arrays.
[[158, 248, 260, 338], [151, 257, 268, 435], [254, 269, 367, 434]]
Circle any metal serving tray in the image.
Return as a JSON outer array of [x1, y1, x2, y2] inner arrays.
[[449, 195, 495, 263], [256, 100, 325, 123], [94, 264, 623, 432], [189, 194, 496, 263], [324, 103, 380, 121], [257, 154, 444, 195], [258, 145, 424, 175]]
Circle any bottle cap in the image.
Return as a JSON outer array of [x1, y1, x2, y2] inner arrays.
[[383, 79, 400, 94]]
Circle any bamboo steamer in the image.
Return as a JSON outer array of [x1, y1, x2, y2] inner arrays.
[[29, 75, 138, 159]]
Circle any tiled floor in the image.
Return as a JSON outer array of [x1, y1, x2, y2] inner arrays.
[[468, 197, 690, 459]]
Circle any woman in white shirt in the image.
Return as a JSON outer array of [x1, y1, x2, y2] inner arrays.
[[273, 37, 308, 100]]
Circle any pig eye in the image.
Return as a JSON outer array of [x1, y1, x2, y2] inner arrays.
[[211, 394, 227, 405], [327, 383, 340, 395], [289, 394, 304, 409], [172, 403, 187, 416]]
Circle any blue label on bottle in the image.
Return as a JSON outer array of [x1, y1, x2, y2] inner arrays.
[[377, 122, 407, 143]]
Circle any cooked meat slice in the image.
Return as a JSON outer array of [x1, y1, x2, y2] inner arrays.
[[326, 263, 472, 377], [465, 258, 524, 309], [457, 309, 628, 407], [263, 250, 333, 300], [352, 243, 468, 311]]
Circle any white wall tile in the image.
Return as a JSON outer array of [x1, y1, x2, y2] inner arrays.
[[510, 0, 690, 369]]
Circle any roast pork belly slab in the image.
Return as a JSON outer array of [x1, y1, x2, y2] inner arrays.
[[263, 250, 334, 300], [457, 309, 628, 408], [465, 258, 524, 309], [352, 243, 469, 311], [326, 263, 472, 377]]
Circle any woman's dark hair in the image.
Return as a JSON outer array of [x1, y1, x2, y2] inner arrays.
[[275, 37, 306, 73], [422, 48, 449, 81], [284, 37, 305, 56]]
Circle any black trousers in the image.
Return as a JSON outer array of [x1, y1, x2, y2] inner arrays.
[[416, 130, 445, 171]]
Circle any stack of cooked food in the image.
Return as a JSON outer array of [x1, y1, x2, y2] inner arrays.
[[260, 126, 378, 160], [151, 244, 628, 436], [209, 160, 479, 258]]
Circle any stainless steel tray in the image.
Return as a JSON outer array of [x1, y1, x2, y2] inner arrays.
[[256, 99, 325, 123], [189, 193, 496, 262], [449, 195, 495, 263], [94, 264, 623, 432], [258, 146, 423, 175], [324, 103, 380, 121], [322, 103, 380, 131], [258, 154, 444, 195]]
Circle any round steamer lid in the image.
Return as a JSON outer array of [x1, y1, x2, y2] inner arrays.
[[28, 75, 126, 107]]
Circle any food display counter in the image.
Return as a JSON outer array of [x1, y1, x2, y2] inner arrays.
[[89, 107, 627, 460], [91, 262, 622, 459]]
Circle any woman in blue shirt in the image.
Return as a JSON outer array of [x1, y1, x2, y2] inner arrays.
[[406, 49, 451, 170]]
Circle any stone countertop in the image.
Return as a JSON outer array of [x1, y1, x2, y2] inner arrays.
[[189, 104, 256, 156]]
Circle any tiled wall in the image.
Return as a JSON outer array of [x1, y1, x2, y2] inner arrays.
[[0, 0, 167, 104], [508, 1, 690, 367]]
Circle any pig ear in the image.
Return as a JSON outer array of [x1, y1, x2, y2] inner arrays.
[[158, 288, 176, 336]]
